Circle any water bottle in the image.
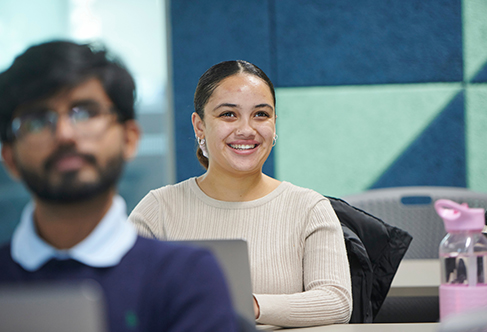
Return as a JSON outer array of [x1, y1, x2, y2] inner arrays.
[[435, 199, 487, 320]]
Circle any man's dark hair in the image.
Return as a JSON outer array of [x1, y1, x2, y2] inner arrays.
[[0, 40, 136, 143]]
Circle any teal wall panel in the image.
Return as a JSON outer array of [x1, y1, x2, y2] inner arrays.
[[171, 0, 487, 195], [462, 0, 487, 82], [466, 85, 487, 191], [370, 92, 466, 189], [275, 84, 462, 197], [171, 0, 274, 181], [274, 0, 462, 86]]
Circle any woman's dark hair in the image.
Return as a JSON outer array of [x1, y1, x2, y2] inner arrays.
[[0, 40, 136, 143], [194, 60, 276, 169]]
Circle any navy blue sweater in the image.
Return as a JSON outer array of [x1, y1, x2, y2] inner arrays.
[[0, 236, 238, 332]]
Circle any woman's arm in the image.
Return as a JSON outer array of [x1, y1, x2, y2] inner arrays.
[[254, 199, 352, 327]]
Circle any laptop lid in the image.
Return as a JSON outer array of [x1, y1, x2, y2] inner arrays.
[[0, 280, 108, 332], [169, 239, 256, 325]]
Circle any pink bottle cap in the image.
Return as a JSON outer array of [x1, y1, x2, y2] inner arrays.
[[435, 199, 485, 232]]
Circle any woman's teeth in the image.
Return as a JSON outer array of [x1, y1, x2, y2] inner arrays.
[[230, 144, 256, 150]]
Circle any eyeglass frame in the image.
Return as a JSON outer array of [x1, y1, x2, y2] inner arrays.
[[7, 101, 121, 145]]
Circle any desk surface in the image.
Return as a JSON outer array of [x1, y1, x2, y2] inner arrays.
[[282, 323, 439, 332], [388, 259, 440, 297], [258, 260, 442, 331]]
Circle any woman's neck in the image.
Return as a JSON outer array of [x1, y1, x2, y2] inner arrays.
[[196, 169, 281, 202]]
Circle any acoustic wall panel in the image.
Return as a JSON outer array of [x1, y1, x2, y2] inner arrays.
[[171, 0, 487, 195], [471, 65, 487, 83], [370, 92, 466, 189], [275, 84, 461, 197], [171, 0, 273, 181], [466, 85, 487, 191], [274, 0, 463, 87], [462, 0, 487, 82]]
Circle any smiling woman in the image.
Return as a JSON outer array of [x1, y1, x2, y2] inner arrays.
[[192, 70, 278, 198], [128, 60, 353, 328]]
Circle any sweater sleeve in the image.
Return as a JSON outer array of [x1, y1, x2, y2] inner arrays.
[[254, 199, 352, 327], [128, 191, 164, 239]]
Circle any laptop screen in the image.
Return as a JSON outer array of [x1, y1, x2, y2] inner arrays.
[[167, 239, 256, 325], [0, 280, 108, 332]]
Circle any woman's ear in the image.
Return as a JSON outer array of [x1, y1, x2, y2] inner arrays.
[[122, 120, 141, 161], [192, 112, 205, 138]]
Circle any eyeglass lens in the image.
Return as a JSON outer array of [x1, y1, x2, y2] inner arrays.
[[11, 103, 116, 144]]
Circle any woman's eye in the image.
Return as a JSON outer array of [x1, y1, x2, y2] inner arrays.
[[220, 112, 236, 118], [255, 111, 270, 118]]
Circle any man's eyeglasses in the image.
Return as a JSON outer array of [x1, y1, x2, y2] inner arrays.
[[9, 103, 119, 145]]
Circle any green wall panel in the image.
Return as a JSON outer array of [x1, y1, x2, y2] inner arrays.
[[466, 84, 487, 191], [275, 83, 462, 197], [462, 0, 487, 82]]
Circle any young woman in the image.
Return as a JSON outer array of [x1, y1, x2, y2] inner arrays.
[[129, 60, 352, 328]]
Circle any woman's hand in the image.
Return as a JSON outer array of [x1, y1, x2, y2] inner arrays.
[[253, 295, 260, 319]]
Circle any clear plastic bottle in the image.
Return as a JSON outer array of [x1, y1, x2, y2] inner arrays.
[[436, 199, 487, 320]]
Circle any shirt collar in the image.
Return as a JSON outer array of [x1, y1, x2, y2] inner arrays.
[[11, 195, 137, 272]]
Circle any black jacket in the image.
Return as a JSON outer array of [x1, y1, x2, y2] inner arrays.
[[327, 196, 413, 323]]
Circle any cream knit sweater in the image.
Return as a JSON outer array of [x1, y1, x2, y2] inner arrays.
[[128, 178, 352, 327]]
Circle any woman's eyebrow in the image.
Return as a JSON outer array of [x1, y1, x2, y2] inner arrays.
[[254, 103, 273, 110], [211, 103, 274, 112], [212, 103, 238, 111]]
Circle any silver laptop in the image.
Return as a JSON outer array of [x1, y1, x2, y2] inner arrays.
[[0, 280, 108, 332], [0, 241, 265, 331], [168, 239, 256, 326]]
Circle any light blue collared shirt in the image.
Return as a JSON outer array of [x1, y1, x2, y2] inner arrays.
[[11, 195, 138, 272]]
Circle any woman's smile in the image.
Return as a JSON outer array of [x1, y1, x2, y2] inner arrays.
[[228, 140, 260, 154], [229, 143, 256, 150], [194, 73, 276, 175]]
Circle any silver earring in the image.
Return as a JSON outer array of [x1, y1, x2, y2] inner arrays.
[[197, 136, 209, 158], [272, 134, 278, 147]]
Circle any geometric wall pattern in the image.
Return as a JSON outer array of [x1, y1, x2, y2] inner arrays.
[[369, 91, 466, 190], [276, 84, 464, 197], [466, 85, 487, 192], [171, 0, 487, 197], [171, 0, 274, 181]]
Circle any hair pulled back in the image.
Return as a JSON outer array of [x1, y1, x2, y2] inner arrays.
[[193, 60, 275, 169]]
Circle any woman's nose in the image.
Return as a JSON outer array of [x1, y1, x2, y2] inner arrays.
[[235, 119, 256, 137]]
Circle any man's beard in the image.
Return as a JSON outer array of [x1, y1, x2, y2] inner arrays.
[[16, 148, 125, 204]]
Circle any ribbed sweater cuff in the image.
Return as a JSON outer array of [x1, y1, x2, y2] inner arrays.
[[254, 293, 290, 326]]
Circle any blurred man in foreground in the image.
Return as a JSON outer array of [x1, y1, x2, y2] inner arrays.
[[0, 40, 238, 332]]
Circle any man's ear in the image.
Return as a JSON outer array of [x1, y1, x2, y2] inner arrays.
[[1, 143, 21, 180], [191, 112, 205, 139], [122, 120, 141, 161]]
